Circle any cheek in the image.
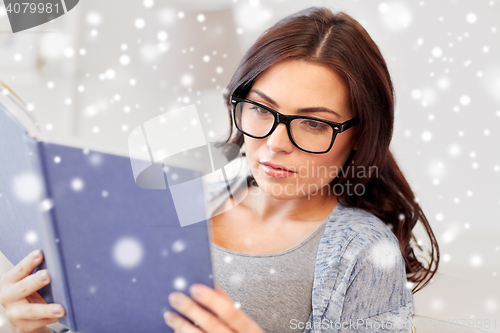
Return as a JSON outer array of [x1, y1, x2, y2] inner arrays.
[[243, 136, 261, 158], [243, 137, 261, 168], [302, 137, 354, 181], [298, 155, 337, 181]]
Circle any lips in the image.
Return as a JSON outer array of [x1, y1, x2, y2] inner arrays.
[[259, 161, 295, 173]]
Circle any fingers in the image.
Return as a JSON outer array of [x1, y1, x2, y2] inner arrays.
[[189, 284, 264, 333], [7, 316, 58, 333], [214, 283, 232, 301], [4, 300, 62, 333], [164, 311, 205, 333], [2, 269, 51, 303], [2, 250, 44, 284], [7, 302, 65, 321], [27, 290, 48, 304], [0, 249, 64, 333], [167, 292, 233, 333]]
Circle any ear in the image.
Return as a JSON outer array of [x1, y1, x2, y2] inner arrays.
[[351, 139, 358, 152]]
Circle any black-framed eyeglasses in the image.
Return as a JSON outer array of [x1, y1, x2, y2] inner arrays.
[[231, 95, 358, 154]]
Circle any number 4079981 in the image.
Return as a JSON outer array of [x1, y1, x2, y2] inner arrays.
[[5, 2, 60, 14]]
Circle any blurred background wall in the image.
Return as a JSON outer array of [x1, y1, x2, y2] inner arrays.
[[0, 0, 499, 331]]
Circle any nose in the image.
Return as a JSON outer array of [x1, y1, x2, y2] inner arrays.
[[266, 123, 293, 154]]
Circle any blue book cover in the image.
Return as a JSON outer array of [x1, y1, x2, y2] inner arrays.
[[0, 92, 215, 332]]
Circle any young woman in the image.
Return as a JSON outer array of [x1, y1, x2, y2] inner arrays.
[[1, 6, 439, 333]]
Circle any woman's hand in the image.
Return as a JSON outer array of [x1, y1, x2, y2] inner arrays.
[[0, 249, 65, 333], [164, 283, 265, 333]]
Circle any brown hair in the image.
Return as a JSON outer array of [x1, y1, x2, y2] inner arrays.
[[220, 6, 439, 294]]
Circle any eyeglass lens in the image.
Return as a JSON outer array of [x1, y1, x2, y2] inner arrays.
[[234, 101, 336, 153]]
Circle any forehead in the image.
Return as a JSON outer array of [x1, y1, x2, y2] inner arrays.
[[250, 59, 351, 118]]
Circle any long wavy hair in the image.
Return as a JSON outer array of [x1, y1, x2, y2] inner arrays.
[[219, 6, 439, 294]]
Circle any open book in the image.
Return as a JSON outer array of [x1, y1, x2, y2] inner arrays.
[[0, 82, 215, 333]]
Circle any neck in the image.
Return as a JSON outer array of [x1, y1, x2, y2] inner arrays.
[[244, 183, 339, 225]]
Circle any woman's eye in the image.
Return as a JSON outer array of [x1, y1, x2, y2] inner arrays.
[[303, 120, 328, 131], [251, 106, 269, 114]]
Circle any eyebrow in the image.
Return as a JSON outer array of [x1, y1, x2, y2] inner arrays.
[[249, 89, 342, 118]]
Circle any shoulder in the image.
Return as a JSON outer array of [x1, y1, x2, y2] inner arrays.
[[317, 202, 404, 276], [314, 202, 413, 324], [334, 203, 395, 237], [323, 203, 401, 260], [329, 204, 404, 279], [322, 203, 413, 317]]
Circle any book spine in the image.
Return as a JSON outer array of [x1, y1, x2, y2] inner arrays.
[[35, 141, 77, 331]]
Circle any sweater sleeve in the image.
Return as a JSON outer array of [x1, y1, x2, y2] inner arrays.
[[350, 302, 414, 333], [337, 227, 414, 332]]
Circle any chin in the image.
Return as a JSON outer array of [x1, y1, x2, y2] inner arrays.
[[252, 174, 303, 200]]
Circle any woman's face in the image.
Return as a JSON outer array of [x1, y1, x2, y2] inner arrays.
[[243, 59, 357, 200]]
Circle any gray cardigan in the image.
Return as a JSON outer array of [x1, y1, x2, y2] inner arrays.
[[301, 201, 414, 332]]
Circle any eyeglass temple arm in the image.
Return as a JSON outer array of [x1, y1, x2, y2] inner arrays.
[[339, 118, 358, 132]]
